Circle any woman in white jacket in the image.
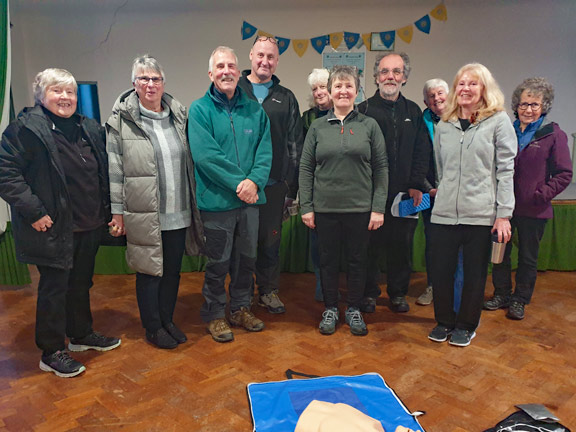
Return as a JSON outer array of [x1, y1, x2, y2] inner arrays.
[[427, 63, 516, 347]]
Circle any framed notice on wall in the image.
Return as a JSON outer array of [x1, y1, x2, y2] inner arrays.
[[322, 52, 366, 103]]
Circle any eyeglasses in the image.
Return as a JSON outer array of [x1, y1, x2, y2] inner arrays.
[[378, 68, 403, 77], [136, 76, 164, 85], [518, 102, 541, 111], [253, 36, 278, 45]]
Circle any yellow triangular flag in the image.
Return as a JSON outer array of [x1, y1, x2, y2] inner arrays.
[[292, 39, 309, 57], [430, 3, 448, 21], [329, 32, 344, 49], [257, 30, 274, 38], [361, 33, 371, 50], [397, 25, 413, 44]]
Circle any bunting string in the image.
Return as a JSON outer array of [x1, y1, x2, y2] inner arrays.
[[241, 2, 447, 57]]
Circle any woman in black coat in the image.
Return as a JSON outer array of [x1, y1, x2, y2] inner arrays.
[[0, 68, 120, 378]]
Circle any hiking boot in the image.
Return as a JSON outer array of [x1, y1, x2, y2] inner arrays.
[[230, 307, 265, 332], [428, 325, 453, 343], [319, 307, 339, 335], [164, 322, 187, 344], [483, 295, 510, 310], [68, 332, 121, 352], [207, 318, 234, 343], [40, 350, 86, 378], [416, 285, 433, 306], [390, 296, 410, 313], [506, 301, 525, 320], [359, 297, 376, 313], [258, 291, 286, 314], [146, 328, 177, 349], [449, 329, 476, 347], [345, 307, 368, 336]]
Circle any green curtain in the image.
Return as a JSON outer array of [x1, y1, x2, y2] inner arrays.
[[0, 223, 31, 285], [0, 1, 8, 126]]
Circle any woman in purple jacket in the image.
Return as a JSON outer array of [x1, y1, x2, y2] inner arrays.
[[485, 77, 573, 320]]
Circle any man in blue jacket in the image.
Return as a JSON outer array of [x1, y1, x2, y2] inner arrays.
[[188, 46, 272, 343]]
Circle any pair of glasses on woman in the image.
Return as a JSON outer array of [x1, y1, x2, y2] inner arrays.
[[136, 76, 164, 85], [518, 102, 541, 110]]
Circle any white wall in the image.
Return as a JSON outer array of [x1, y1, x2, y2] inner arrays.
[[10, 0, 576, 143]]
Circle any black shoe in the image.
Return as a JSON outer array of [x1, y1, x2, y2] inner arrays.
[[68, 332, 121, 352], [449, 328, 476, 347], [146, 328, 178, 349], [40, 350, 86, 378], [428, 325, 453, 343], [390, 296, 410, 313], [483, 295, 510, 310], [164, 322, 187, 344], [506, 301, 525, 320], [359, 297, 376, 313]]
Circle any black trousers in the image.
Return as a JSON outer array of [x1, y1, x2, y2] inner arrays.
[[316, 212, 371, 309], [431, 223, 492, 332], [255, 182, 288, 295], [365, 214, 418, 299], [491, 216, 547, 304], [36, 228, 101, 354], [135, 228, 186, 332]]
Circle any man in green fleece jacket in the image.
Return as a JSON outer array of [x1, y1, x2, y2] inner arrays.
[[188, 46, 272, 343]]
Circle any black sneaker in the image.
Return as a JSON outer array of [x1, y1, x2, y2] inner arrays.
[[319, 307, 339, 335], [146, 328, 178, 349], [359, 297, 376, 313], [68, 332, 121, 352], [428, 325, 453, 343], [390, 296, 410, 313], [506, 301, 525, 320], [164, 322, 187, 344], [40, 350, 86, 378], [449, 329, 476, 347], [483, 295, 510, 310], [345, 307, 368, 336]]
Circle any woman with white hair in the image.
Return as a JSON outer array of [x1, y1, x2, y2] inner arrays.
[[107, 55, 204, 349], [0, 68, 120, 377], [428, 63, 516, 347], [485, 77, 572, 320], [301, 68, 332, 302]]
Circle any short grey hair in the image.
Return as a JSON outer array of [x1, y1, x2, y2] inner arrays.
[[307, 68, 330, 89], [511, 77, 554, 116], [208, 46, 238, 73], [33, 68, 77, 105], [422, 78, 449, 100], [131, 54, 165, 84], [372, 51, 411, 86], [327, 65, 360, 93]]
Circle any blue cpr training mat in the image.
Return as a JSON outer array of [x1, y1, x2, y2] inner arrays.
[[247, 372, 423, 431]]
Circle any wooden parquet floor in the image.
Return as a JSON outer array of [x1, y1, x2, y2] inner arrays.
[[0, 268, 575, 431]]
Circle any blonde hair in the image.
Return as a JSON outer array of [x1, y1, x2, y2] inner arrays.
[[443, 63, 505, 122]]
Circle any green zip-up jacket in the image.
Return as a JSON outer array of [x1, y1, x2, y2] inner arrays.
[[299, 110, 388, 215], [188, 85, 272, 212]]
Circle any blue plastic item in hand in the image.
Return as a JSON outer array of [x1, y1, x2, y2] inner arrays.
[[398, 193, 430, 217]]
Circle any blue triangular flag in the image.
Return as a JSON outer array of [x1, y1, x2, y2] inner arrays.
[[414, 15, 431, 34], [310, 35, 329, 54], [276, 37, 290, 55], [241, 21, 258, 40], [379, 31, 395, 48], [344, 32, 360, 50]]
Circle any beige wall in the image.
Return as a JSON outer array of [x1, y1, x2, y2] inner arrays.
[[9, 0, 576, 144]]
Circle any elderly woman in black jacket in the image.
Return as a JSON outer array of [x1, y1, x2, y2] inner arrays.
[[0, 68, 120, 378]]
